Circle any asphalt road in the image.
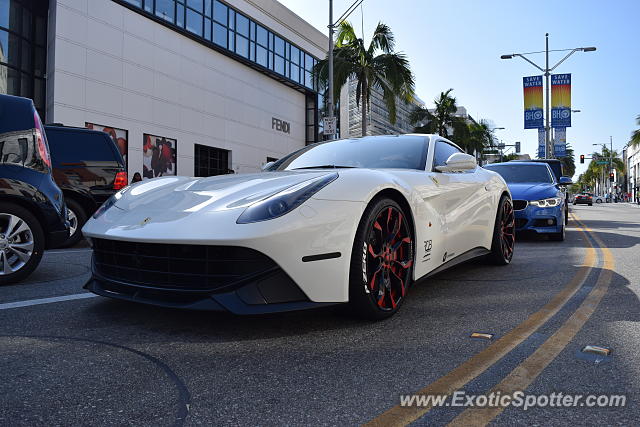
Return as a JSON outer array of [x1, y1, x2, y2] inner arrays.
[[1, 203, 639, 426]]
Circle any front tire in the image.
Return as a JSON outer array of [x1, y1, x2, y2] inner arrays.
[[487, 196, 515, 265], [0, 203, 45, 285], [348, 198, 414, 320], [550, 225, 565, 241]]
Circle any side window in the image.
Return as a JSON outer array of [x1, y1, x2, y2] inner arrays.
[[433, 141, 462, 170]]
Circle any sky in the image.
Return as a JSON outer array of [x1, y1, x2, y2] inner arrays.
[[278, 0, 640, 177]]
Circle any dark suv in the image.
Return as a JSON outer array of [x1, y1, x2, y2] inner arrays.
[[0, 94, 69, 284], [45, 125, 127, 247]]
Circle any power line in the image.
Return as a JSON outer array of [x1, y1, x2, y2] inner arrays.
[[334, 0, 364, 26]]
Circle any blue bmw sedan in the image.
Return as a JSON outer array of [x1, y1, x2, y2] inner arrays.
[[484, 162, 571, 241]]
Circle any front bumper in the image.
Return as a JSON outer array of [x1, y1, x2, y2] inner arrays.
[[514, 204, 564, 234], [85, 268, 336, 315], [82, 198, 364, 303]]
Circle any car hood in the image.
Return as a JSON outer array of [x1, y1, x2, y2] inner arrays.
[[507, 182, 558, 201], [113, 171, 334, 213]]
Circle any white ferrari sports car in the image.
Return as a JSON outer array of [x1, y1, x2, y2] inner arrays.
[[82, 134, 514, 319]]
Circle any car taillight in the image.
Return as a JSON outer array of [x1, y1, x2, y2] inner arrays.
[[33, 110, 51, 168], [113, 171, 128, 190]]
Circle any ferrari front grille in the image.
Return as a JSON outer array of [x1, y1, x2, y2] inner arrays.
[[513, 200, 528, 211], [92, 239, 276, 291]]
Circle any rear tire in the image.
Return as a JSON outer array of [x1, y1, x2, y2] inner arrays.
[[0, 203, 45, 285], [487, 195, 515, 265], [588, 203, 593, 206], [348, 198, 414, 320], [59, 198, 87, 248]]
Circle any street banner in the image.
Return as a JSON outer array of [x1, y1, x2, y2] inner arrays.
[[553, 127, 567, 157], [551, 73, 571, 128], [538, 128, 546, 158], [523, 76, 544, 129]]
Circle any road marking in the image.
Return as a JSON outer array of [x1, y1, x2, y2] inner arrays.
[[0, 293, 97, 310], [45, 249, 92, 254], [364, 213, 597, 427], [447, 215, 613, 426]]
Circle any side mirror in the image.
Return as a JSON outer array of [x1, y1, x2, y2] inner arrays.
[[261, 161, 275, 171], [435, 152, 477, 173], [558, 176, 572, 186]]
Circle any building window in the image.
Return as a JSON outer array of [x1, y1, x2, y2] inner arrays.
[[118, 0, 318, 92], [194, 143, 230, 176], [0, 0, 47, 120]]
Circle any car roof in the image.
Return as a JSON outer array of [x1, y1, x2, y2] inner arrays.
[[0, 94, 36, 133], [485, 161, 551, 167], [511, 159, 562, 164]]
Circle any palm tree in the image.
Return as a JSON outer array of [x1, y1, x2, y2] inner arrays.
[[631, 115, 640, 148], [558, 144, 576, 178], [596, 145, 625, 174], [409, 89, 463, 138], [314, 21, 415, 137], [466, 119, 495, 158]]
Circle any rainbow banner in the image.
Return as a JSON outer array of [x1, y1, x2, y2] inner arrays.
[[551, 73, 571, 128], [523, 76, 544, 129]]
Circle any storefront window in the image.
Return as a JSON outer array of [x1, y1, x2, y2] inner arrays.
[[0, 0, 47, 119], [119, 0, 318, 92]]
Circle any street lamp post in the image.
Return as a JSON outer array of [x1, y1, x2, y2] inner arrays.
[[327, 0, 334, 140], [500, 34, 596, 159], [326, 0, 365, 140]]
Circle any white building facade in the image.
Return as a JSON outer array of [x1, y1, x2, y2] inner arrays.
[[2, 0, 328, 177], [338, 76, 424, 138], [626, 143, 640, 203]]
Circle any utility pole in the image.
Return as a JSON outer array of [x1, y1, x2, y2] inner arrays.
[[327, 0, 335, 140], [545, 33, 551, 160]]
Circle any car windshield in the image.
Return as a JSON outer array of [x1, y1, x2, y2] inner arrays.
[[485, 164, 553, 184], [265, 135, 428, 171]]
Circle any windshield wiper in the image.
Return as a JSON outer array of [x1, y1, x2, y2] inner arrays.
[[291, 165, 356, 170]]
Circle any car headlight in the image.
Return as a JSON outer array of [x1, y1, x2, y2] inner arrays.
[[530, 197, 562, 207], [92, 187, 128, 219], [237, 173, 338, 224]]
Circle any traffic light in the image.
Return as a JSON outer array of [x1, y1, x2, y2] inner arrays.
[[515, 141, 521, 153], [609, 172, 615, 182], [580, 154, 585, 164]]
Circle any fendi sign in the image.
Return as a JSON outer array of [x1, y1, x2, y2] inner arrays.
[[272, 118, 290, 134]]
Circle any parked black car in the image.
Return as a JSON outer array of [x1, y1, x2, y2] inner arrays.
[[0, 94, 69, 284], [45, 125, 127, 247]]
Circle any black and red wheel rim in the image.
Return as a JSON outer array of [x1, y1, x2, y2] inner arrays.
[[365, 206, 413, 311], [500, 200, 515, 261]]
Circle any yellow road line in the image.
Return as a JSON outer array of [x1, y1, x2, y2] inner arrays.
[[364, 214, 597, 427], [447, 215, 614, 426]]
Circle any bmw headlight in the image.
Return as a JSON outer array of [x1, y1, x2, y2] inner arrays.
[[530, 197, 562, 208], [237, 173, 338, 224]]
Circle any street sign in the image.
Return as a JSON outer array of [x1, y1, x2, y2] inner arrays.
[[597, 161, 609, 165], [322, 117, 337, 135]]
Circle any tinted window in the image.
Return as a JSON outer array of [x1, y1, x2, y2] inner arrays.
[[267, 136, 428, 171], [433, 141, 462, 169], [485, 164, 553, 184], [46, 130, 117, 165]]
